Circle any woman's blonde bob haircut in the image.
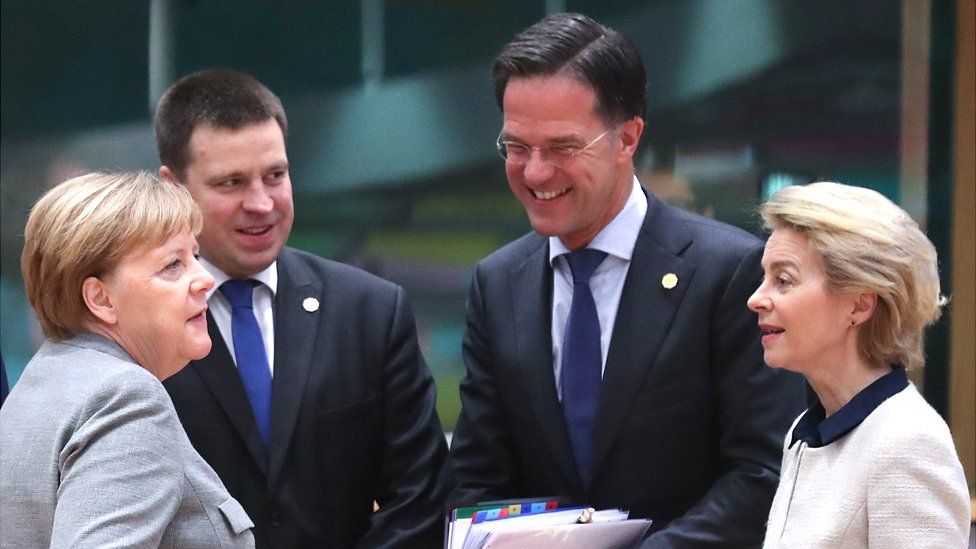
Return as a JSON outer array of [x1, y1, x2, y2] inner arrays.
[[21, 171, 202, 341], [760, 182, 944, 370]]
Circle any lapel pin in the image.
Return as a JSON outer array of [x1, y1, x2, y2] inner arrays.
[[302, 297, 320, 312], [661, 273, 678, 290]]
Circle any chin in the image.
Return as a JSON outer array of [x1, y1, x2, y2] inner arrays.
[[527, 218, 564, 238], [186, 339, 213, 361]]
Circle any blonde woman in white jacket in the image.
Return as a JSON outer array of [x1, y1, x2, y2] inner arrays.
[[748, 182, 970, 548]]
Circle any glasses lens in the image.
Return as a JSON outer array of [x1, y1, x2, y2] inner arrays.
[[505, 143, 530, 163]]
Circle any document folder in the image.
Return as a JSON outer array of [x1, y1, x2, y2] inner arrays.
[[445, 498, 650, 549], [445, 497, 565, 549]]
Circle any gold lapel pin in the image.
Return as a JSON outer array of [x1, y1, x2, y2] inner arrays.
[[302, 297, 320, 312], [661, 273, 678, 290]]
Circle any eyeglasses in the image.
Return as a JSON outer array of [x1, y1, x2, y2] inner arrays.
[[496, 128, 613, 166]]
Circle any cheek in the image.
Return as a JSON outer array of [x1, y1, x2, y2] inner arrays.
[[568, 166, 602, 194], [505, 164, 523, 185], [197, 195, 236, 222], [275, 192, 295, 216], [134, 288, 180, 322]]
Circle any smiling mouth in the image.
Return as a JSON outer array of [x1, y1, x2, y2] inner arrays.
[[760, 327, 785, 336], [239, 225, 272, 236], [531, 187, 570, 201]]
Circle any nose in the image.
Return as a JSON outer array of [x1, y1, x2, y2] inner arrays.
[[521, 149, 556, 184], [191, 259, 216, 294], [242, 180, 274, 214], [747, 282, 769, 313]]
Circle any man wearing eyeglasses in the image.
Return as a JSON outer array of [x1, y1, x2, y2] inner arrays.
[[450, 13, 805, 546]]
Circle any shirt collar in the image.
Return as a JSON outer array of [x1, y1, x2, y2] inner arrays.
[[200, 257, 278, 299], [549, 176, 647, 265], [791, 366, 909, 448]]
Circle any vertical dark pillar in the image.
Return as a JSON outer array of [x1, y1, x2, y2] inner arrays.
[[923, 0, 956, 418]]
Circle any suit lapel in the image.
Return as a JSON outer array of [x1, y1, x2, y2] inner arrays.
[[192, 313, 269, 474], [511, 238, 584, 492], [589, 193, 696, 487], [268, 249, 321, 487]]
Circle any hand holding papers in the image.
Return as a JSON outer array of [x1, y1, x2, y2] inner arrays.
[[448, 502, 651, 549]]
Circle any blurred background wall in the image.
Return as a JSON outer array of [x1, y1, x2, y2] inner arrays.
[[2, 0, 972, 492]]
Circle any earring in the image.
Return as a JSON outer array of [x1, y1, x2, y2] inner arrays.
[[851, 319, 857, 326]]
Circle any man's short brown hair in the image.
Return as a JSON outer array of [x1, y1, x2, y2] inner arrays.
[[154, 69, 288, 179]]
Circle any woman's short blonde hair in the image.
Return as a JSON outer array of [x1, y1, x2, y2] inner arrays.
[[21, 171, 202, 340], [761, 182, 944, 370]]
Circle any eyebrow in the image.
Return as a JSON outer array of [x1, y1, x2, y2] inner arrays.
[[206, 171, 244, 185], [206, 161, 290, 185], [500, 131, 583, 145], [161, 240, 196, 256], [763, 259, 798, 272]]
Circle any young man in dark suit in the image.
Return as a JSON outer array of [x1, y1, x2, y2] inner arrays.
[[449, 13, 806, 546], [155, 69, 448, 548]]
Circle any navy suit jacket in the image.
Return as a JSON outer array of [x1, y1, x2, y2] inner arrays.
[[164, 248, 449, 548], [450, 190, 806, 547]]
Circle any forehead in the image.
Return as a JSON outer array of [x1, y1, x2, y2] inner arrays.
[[501, 75, 602, 136], [763, 227, 821, 269], [185, 119, 287, 174]]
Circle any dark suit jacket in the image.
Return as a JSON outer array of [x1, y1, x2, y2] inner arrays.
[[164, 248, 449, 548], [450, 191, 806, 547]]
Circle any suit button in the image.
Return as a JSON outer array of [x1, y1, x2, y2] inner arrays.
[[269, 510, 285, 527]]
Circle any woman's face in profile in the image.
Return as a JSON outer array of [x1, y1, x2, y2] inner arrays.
[[747, 227, 857, 376], [99, 229, 214, 379]]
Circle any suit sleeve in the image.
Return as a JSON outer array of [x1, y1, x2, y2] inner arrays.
[[643, 244, 807, 548], [51, 370, 184, 548], [357, 287, 450, 549], [449, 264, 519, 504], [866, 428, 971, 548]]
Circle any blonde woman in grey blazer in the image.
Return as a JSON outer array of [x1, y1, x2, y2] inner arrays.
[[0, 172, 254, 548]]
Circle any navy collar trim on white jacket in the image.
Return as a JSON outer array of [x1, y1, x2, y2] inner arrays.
[[790, 366, 908, 448]]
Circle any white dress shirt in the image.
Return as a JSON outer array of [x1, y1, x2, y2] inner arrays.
[[200, 258, 277, 376], [550, 177, 647, 400]]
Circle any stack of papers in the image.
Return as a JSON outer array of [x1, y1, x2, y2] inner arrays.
[[446, 501, 651, 549]]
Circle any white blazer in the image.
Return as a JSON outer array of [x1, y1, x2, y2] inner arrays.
[[763, 384, 970, 548]]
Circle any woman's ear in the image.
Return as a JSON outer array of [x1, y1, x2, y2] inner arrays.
[[81, 276, 118, 325], [851, 292, 878, 325]]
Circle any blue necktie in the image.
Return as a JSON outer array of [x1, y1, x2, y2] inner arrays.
[[560, 248, 607, 481], [221, 279, 272, 447]]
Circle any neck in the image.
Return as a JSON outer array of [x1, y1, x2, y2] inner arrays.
[[85, 322, 168, 381], [806, 359, 892, 416]]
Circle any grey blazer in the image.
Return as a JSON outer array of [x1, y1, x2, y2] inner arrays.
[[0, 333, 255, 548]]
